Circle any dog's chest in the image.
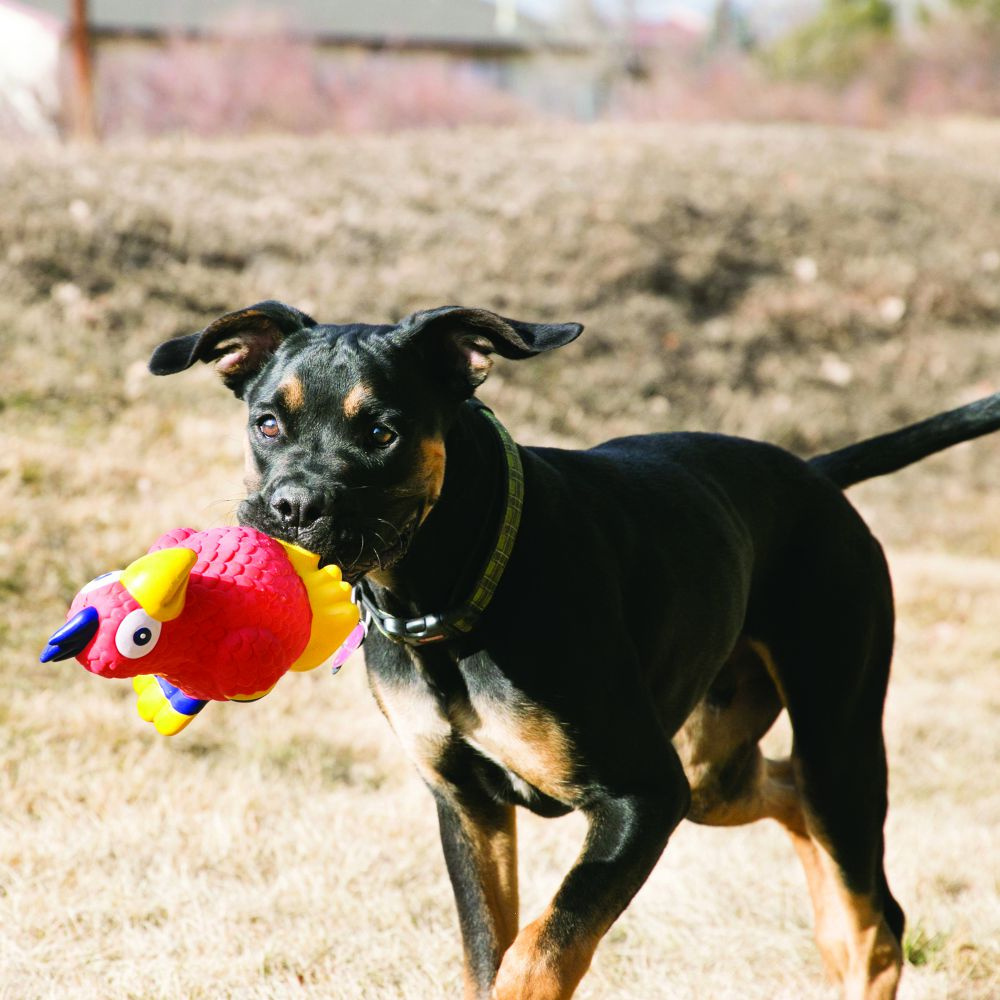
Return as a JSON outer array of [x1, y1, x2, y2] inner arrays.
[[369, 658, 578, 806]]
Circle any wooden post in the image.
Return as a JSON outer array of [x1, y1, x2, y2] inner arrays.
[[68, 0, 98, 141]]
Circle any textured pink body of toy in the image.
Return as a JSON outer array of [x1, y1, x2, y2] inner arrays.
[[60, 527, 342, 701], [43, 525, 359, 735]]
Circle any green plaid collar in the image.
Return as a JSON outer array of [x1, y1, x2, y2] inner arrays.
[[357, 403, 523, 647]]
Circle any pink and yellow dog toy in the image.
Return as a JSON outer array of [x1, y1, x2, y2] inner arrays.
[[41, 526, 361, 735]]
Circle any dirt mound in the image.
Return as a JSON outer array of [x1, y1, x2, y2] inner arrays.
[[2, 122, 999, 561]]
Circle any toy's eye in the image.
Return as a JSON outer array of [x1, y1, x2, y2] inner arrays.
[[257, 415, 281, 440], [370, 424, 397, 448], [115, 608, 162, 659], [79, 570, 123, 596]]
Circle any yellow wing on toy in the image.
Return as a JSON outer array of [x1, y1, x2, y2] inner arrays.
[[275, 540, 360, 672]]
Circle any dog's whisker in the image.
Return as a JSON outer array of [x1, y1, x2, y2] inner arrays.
[[372, 517, 404, 545], [205, 498, 246, 511], [384, 486, 429, 499]]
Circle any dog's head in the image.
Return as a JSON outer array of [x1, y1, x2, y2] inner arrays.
[[150, 301, 581, 580]]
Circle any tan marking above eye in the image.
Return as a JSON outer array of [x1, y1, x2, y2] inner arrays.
[[278, 375, 305, 411], [343, 383, 371, 418]]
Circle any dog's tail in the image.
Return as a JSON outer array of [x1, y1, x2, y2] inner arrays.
[[809, 390, 1000, 489]]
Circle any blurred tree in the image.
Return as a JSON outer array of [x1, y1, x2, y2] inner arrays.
[[764, 0, 895, 85], [948, 0, 1000, 12], [709, 0, 756, 52], [945, 0, 1000, 19]]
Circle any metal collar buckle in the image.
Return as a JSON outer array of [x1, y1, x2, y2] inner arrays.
[[354, 585, 453, 646]]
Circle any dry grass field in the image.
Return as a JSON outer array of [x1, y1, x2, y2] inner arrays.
[[1, 121, 998, 999]]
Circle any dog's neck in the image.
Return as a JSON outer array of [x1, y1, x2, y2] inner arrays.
[[364, 401, 508, 621]]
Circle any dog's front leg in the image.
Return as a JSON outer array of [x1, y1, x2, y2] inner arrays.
[[492, 758, 689, 1000], [434, 780, 519, 1000]]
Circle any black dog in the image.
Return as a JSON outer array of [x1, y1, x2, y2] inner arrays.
[[150, 301, 1000, 1000]]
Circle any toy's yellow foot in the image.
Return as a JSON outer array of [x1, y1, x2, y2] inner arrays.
[[133, 674, 207, 736], [275, 541, 361, 671]]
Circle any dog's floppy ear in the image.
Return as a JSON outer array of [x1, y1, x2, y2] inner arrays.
[[395, 306, 583, 397], [149, 301, 316, 397]]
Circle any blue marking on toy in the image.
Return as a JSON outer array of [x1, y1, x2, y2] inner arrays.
[[155, 677, 207, 718], [40, 606, 100, 663]]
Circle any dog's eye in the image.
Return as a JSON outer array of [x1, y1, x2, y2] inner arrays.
[[370, 424, 397, 448], [257, 415, 281, 440]]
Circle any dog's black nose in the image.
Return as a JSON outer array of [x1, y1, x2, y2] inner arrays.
[[270, 485, 327, 530]]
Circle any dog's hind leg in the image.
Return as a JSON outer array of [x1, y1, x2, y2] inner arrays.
[[756, 531, 904, 1000], [678, 537, 905, 997], [678, 722, 901, 1000], [779, 796, 903, 1000]]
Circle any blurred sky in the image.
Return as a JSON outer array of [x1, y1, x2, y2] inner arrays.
[[519, 1, 719, 19], [517, 1, 923, 32], [516, 1, 804, 36], [517, 1, 925, 40]]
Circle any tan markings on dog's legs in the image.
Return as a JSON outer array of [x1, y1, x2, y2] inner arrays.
[[783, 813, 901, 1000], [847, 898, 902, 1000], [371, 672, 518, 1000], [460, 808, 519, 999], [745, 641, 901, 997], [674, 638, 788, 827], [684, 750, 804, 828], [457, 698, 579, 805], [278, 374, 305, 411], [367, 674, 451, 791], [491, 905, 597, 1000], [785, 821, 849, 980], [342, 383, 371, 418], [748, 710, 902, 990]]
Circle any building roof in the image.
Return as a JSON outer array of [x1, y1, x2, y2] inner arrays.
[[15, 0, 576, 50]]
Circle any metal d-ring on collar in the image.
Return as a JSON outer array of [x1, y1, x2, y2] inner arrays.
[[355, 403, 524, 647]]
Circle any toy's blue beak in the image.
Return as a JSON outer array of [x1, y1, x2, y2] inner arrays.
[[40, 606, 100, 663]]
